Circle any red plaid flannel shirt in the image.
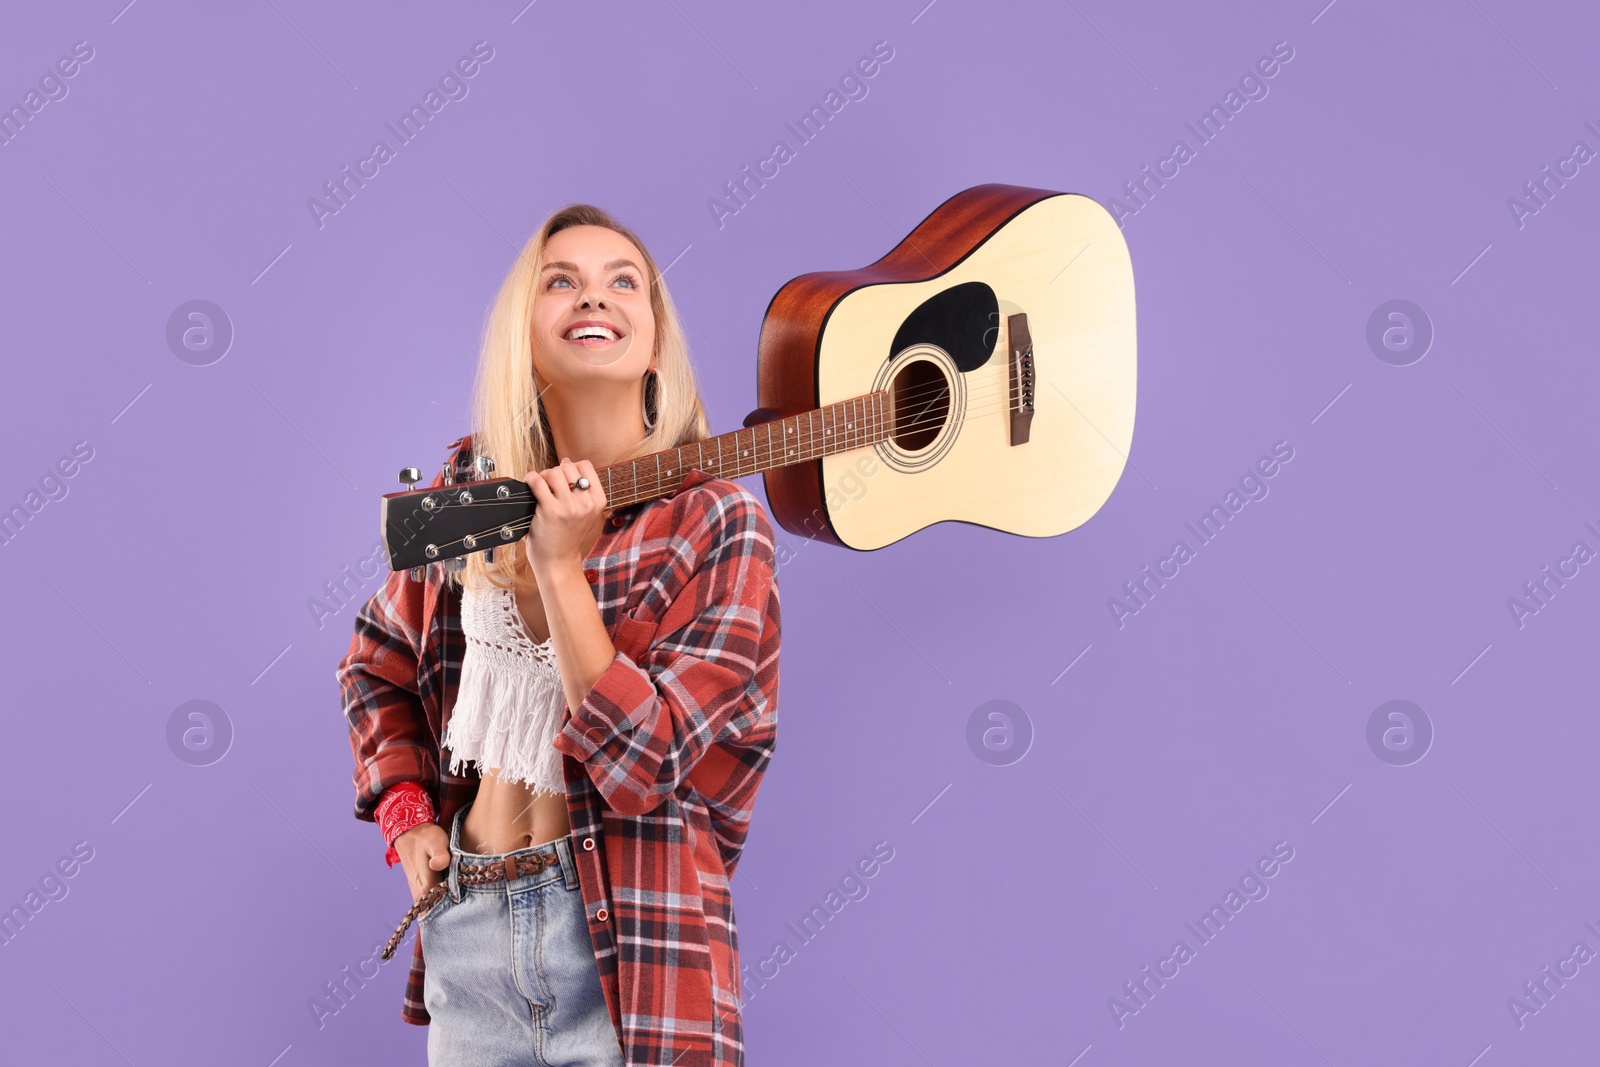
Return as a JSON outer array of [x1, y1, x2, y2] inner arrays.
[[338, 435, 781, 1066]]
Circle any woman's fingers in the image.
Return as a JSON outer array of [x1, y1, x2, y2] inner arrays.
[[524, 468, 553, 504], [574, 459, 604, 505], [525, 458, 605, 520]]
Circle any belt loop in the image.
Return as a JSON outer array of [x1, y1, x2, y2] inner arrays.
[[558, 836, 580, 890], [503, 855, 519, 883]]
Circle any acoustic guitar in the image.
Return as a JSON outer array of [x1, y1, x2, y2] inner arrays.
[[379, 183, 1136, 572]]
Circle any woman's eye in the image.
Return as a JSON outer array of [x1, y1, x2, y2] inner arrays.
[[546, 272, 640, 290]]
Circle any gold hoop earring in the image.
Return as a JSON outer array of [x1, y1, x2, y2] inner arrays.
[[642, 368, 660, 432]]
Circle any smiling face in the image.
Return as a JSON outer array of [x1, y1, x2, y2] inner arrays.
[[530, 224, 656, 387]]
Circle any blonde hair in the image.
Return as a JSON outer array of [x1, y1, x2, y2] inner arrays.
[[456, 203, 710, 592]]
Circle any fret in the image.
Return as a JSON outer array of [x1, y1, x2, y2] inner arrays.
[[590, 391, 893, 510]]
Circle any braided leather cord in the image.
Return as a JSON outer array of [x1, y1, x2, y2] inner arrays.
[[381, 850, 564, 961]]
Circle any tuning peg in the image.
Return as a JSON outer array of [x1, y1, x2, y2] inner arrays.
[[441, 460, 454, 486], [474, 454, 496, 478], [408, 566, 425, 583], [482, 547, 495, 563], [444, 555, 466, 574], [399, 466, 421, 489]]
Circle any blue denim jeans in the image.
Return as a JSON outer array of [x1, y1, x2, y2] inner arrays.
[[421, 801, 624, 1067]]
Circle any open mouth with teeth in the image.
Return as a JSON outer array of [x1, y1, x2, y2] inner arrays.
[[563, 322, 623, 347]]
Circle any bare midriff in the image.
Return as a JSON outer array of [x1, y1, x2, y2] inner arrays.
[[459, 579, 573, 855]]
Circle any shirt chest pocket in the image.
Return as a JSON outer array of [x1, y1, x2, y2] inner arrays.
[[612, 568, 681, 656], [613, 604, 658, 661]]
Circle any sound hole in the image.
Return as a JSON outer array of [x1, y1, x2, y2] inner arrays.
[[890, 359, 949, 451]]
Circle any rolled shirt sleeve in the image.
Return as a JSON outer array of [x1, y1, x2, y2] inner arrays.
[[338, 449, 454, 825], [556, 483, 776, 817]]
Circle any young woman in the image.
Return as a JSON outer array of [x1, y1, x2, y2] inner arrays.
[[339, 204, 782, 1067]]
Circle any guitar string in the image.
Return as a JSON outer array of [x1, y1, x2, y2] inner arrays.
[[416, 390, 1024, 527], [411, 393, 1060, 559], [428, 365, 1037, 498], [414, 380, 1042, 522], [419, 370, 1042, 512]]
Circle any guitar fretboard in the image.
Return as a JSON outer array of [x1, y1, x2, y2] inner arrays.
[[600, 391, 889, 509]]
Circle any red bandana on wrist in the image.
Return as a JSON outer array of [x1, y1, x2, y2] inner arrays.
[[375, 781, 436, 867]]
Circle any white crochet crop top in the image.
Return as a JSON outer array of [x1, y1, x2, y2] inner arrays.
[[440, 581, 567, 797]]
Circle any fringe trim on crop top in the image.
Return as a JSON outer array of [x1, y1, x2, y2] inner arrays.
[[440, 581, 567, 797]]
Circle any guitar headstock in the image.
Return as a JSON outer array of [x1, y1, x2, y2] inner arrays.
[[381, 461, 536, 571]]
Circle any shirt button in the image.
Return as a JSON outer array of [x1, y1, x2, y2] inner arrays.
[[582, 837, 595, 851], [609, 515, 625, 528], [584, 568, 599, 582], [595, 906, 609, 922]]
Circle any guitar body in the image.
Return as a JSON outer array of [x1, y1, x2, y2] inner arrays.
[[755, 184, 1136, 550]]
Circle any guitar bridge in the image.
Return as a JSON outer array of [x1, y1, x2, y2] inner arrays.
[[1008, 313, 1035, 446]]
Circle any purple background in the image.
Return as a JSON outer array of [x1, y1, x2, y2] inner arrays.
[[2, 1, 1597, 1064]]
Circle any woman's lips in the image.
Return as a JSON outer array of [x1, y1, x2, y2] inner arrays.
[[563, 321, 623, 346]]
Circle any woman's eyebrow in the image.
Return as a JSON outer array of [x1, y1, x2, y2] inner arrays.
[[541, 258, 642, 272]]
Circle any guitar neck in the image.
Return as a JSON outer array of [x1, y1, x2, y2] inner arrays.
[[598, 391, 889, 509]]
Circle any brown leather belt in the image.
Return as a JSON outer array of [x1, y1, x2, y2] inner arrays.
[[381, 850, 563, 961]]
